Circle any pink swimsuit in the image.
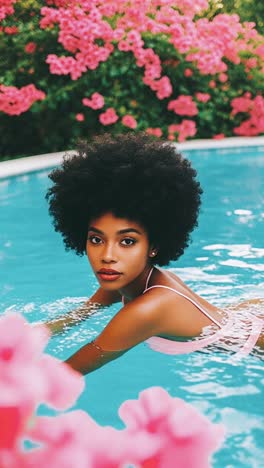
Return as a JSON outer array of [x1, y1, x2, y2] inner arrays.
[[138, 268, 263, 358]]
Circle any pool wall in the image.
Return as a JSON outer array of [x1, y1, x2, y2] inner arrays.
[[1, 136, 264, 179]]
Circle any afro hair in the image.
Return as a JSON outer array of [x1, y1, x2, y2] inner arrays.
[[46, 132, 203, 266]]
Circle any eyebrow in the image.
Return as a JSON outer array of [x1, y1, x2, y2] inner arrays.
[[88, 226, 143, 235]]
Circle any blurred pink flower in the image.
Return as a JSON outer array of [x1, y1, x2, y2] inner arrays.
[[168, 96, 198, 116], [168, 119, 197, 142], [146, 128, 163, 137], [38, 354, 85, 411], [195, 92, 211, 103], [99, 108, 118, 125], [255, 44, 264, 60], [75, 113, 85, 121], [122, 115, 137, 129], [0, 313, 85, 458], [219, 73, 228, 83], [25, 42, 37, 54], [119, 386, 225, 468], [231, 95, 253, 115], [231, 93, 264, 136], [0, 0, 16, 21], [25, 411, 96, 467], [0, 84, 45, 116], [0, 406, 24, 451], [26, 410, 158, 468], [213, 134, 225, 139], [0, 314, 225, 467], [82, 92, 104, 110], [4, 25, 18, 34], [0, 313, 49, 369], [184, 68, 193, 77]]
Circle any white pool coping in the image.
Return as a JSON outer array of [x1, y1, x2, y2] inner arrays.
[[0, 136, 264, 179]]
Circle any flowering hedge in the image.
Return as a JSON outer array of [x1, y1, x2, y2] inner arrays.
[[0, 0, 264, 159], [0, 312, 225, 467]]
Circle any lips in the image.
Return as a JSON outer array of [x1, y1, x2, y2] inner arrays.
[[97, 268, 122, 281]]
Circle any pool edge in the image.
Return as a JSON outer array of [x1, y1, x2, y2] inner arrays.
[[1, 136, 264, 179]]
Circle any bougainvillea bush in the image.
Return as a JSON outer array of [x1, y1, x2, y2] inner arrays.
[[0, 0, 264, 159], [0, 312, 225, 467]]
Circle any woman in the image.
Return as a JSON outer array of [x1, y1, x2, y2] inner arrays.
[[46, 133, 263, 374]]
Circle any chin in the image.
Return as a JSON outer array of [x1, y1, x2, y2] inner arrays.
[[99, 281, 120, 290]]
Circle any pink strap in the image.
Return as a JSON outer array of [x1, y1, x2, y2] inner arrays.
[[143, 285, 223, 328]]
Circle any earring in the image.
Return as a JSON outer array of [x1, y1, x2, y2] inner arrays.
[[150, 250, 157, 257]]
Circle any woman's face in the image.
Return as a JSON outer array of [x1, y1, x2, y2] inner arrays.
[[86, 212, 153, 294]]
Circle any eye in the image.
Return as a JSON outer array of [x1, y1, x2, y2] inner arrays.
[[88, 235, 102, 245], [121, 238, 137, 246]]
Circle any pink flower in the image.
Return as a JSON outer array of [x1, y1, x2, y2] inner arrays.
[[25, 42, 37, 54], [232, 95, 264, 136], [0, 312, 84, 410], [75, 113, 85, 121], [244, 58, 258, 71], [25, 411, 96, 467], [0, 313, 49, 370], [0, 0, 16, 21], [155, 76, 173, 99], [219, 73, 228, 83], [4, 25, 18, 34], [0, 84, 45, 116], [209, 80, 216, 88], [0, 314, 79, 464], [46, 55, 86, 80], [26, 410, 157, 468], [122, 115, 137, 129], [168, 120, 197, 142], [0, 406, 25, 451], [213, 133, 225, 139], [184, 68, 193, 77], [195, 92, 211, 103], [38, 354, 85, 411], [255, 44, 264, 60], [119, 386, 225, 468], [231, 95, 253, 115], [168, 95, 198, 116], [146, 128, 163, 137], [42, 5, 115, 79], [99, 108, 118, 125], [82, 92, 104, 110], [0, 314, 226, 467]]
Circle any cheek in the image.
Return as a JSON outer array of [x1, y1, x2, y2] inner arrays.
[[129, 243, 150, 262]]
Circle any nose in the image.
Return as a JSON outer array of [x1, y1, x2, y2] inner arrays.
[[102, 243, 117, 264]]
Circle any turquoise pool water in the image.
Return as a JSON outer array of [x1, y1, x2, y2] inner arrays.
[[1, 145, 264, 467]]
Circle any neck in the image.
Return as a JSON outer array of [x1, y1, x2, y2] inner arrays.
[[119, 265, 154, 302]]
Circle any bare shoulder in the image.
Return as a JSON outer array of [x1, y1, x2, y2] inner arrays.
[[109, 290, 167, 328], [94, 291, 165, 351]]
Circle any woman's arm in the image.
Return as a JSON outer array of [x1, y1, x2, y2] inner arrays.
[[65, 341, 127, 374], [65, 293, 163, 375], [45, 288, 121, 335]]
